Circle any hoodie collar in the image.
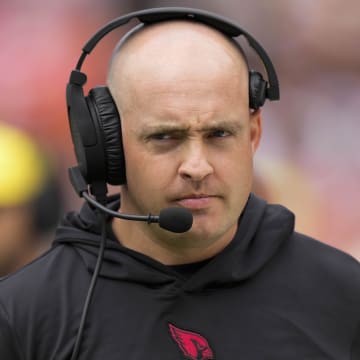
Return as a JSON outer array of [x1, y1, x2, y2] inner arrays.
[[54, 194, 294, 292]]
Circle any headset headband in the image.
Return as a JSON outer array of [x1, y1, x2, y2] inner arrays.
[[70, 7, 279, 101]]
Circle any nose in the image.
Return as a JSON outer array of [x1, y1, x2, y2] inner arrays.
[[178, 140, 213, 182]]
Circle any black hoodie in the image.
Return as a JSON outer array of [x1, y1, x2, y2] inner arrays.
[[0, 194, 359, 359]]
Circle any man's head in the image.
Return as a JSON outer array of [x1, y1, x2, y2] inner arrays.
[[107, 20, 262, 264]]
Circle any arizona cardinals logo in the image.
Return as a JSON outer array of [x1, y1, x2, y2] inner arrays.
[[168, 323, 214, 360]]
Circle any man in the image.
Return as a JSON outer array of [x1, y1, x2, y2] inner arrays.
[[0, 12, 359, 360], [0, 122, 63, 277]]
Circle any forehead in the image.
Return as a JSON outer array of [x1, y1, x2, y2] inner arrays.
[[123, 78, 249, 136], [122, 70, 248, 125]]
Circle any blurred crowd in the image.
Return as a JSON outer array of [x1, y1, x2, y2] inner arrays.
[[0, 0, 359, 275], [0, 122, 63, 276]]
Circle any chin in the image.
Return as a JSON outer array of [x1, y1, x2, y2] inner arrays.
[[188, 221, 223, 240]]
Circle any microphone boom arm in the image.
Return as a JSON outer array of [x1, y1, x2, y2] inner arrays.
[[82, 191, 159, 224], [68, 166, 193, 233]]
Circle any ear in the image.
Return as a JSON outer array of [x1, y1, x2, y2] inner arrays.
[[249, 109, 262, 154]]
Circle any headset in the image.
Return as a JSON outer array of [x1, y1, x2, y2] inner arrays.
[[66, 7, 280, 196], [66, 8, 280, 359]]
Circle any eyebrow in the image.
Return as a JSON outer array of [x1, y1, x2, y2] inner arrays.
[[138, 119, 243, 138]]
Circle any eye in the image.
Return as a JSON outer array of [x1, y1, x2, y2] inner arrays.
[[148, 130, 185, 142], [145, 131, 184, 151], [208, 129, 231, 138], [150, 132, 173, 141]]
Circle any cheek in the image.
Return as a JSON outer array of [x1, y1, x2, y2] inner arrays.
[[125, 149, 175, 190], [217, 147, 255, 195], [215, 142, 254, 173]]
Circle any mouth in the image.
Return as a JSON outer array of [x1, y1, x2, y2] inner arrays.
[[174, 194, 219, 210]]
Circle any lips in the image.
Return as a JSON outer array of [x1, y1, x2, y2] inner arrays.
[[175, 194, 218, 210]]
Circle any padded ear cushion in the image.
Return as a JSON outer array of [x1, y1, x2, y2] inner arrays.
[[87, 86, 126, 185], [249, 70, 267, 110]]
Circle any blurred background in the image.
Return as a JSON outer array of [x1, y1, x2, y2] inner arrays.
[[1, 0, 359, 265]]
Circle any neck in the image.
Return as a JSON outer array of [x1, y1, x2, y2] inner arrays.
[[111, 217, 237, 265]]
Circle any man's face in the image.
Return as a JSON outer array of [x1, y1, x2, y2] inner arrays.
[[110, 21, 262, 252], [118, 75, 261, 247]]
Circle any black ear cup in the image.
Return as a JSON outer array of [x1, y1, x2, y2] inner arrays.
[[249, 70, 267, 110], [86, 87, 126, 185], [67, 73, 102, 186]]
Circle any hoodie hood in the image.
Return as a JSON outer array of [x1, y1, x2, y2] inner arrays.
[[54, 193, 294, 292]]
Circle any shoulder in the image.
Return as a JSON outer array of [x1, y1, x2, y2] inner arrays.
[[0, 244, 80, 298], [279, 232, 360, 295], [290, 232, 360, 271], [0, 243, 89, 325], [0, 244, 90, 359]]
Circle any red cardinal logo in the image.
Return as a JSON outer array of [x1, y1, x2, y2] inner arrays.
[[168, 323, 214, 360]]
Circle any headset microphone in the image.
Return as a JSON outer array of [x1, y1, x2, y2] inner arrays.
[[83, 192, 193, 233], [69, 166, 193, 233]]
